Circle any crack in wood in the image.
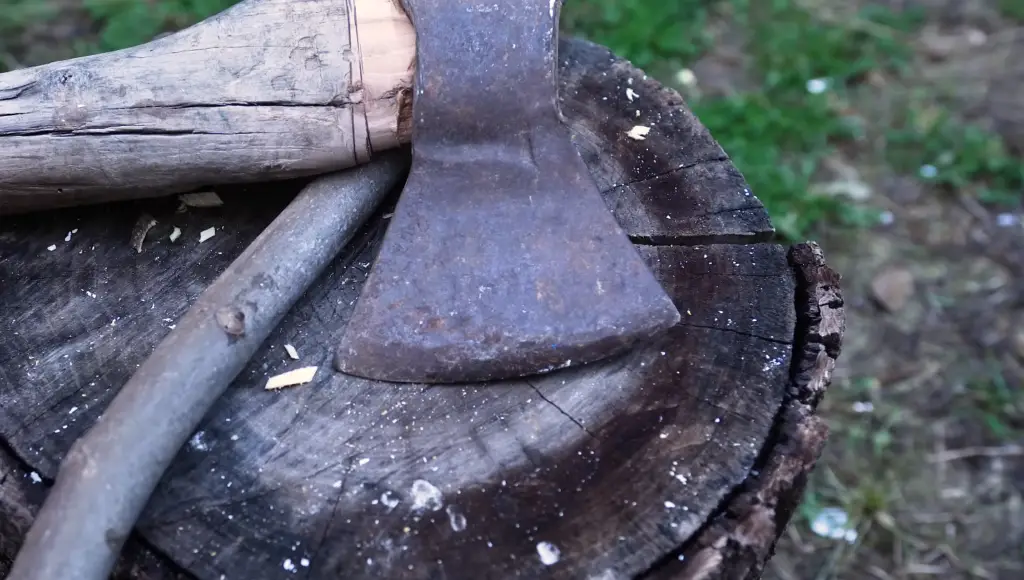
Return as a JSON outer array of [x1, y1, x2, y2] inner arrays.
[[607, 155, 732, 191], [526, 382, 598, 440]]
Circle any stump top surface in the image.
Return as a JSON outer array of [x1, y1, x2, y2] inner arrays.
[[0, 38, 842, 580]]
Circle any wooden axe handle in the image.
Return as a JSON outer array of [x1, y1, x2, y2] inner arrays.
[[0, 0, 415, 215]]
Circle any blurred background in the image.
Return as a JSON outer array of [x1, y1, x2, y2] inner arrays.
[[1, 1, 1022, 578]]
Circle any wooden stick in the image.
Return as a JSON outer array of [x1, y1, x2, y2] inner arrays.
[[0, 0, 415, 215], [5, 150, 409, 580]]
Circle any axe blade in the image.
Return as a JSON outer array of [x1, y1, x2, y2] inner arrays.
[[333, 127, 681, 384], [332, 0, 681, 384]]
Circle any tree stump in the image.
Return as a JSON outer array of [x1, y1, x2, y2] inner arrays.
[[0, 37, 845, 579]]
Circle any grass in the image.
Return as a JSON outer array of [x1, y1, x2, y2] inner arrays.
[[886, 105, 1024, 206], [2, 1, 1023, 578], [1000, 0, 1024, 22], [563, 0, 1023, 240], [81, 0, 238, 53]]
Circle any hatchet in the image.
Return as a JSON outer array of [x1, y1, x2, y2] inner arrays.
[[333, 0, 682, 383]]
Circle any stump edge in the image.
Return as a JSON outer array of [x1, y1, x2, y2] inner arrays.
[[644, 241, 846, 580]]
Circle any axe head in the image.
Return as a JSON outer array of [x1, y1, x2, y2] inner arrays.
[[333, 0, 681, 384]]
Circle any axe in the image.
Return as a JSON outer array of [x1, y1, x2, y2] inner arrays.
[[333, 0, 681, 383], [6, 1, 679, 577]]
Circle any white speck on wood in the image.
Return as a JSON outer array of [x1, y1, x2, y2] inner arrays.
[[47, 245, 56, 252], [131, 214, 158, 253], [282, 558, 296, 572], [626, 88, 638, 101], [536, 541, 561, 565], [299, 558, 310, 567], [169, 227, 181, 242], [358, 457, 370, 466], [626, 125, 650, 140], [265, 366, 318, 390], [664, 501, 676, 508], [179, 191, 223, 207], [284, 344, 299, 360], [446, 505, 467, 532], [29, 471, 42, 484], [381, 491, 400, 510], [410, 479, 443, 512], [189, 431, 209, 452], [198, 227, 216, 243]]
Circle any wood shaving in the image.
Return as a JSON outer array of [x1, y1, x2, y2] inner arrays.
[[265, 366, 317, 390], [47, 244, 56, 252], [626, 125, 650, 140], [169, 227, 181, 242], [626, 88, 638, 101], [284, 344, 299, 360], [130, 214, 158, 253], [199, 227, 216, 243], [179, 191, 223, 208]]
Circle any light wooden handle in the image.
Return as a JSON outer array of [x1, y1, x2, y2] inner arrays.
[[0, 0, 415, 215]]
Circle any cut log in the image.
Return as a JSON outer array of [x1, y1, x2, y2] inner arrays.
[[0, 36, 845, 580], [0, 0, 414, 214]]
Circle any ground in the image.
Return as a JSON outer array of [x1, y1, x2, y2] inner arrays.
[[1, 0, 1022, 578]]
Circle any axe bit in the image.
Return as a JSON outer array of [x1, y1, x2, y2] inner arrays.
[[334, 0, 681, 384]]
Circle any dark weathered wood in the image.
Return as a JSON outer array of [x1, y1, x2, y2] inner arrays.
[[5, 151, 410, 580], [0, 37, 841, 579]]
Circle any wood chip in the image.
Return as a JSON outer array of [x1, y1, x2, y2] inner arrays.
[[284, 344, 299, 360], [626, 125, 650, 140], [265, 366, 318, 390], [130, 214, 158, 253], [179, 191, 223, 207], [199, 227, 216, 243], [625, 88, 638, 101], [169, 227, 181, 242]]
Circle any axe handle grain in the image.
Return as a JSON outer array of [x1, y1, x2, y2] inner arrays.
[[0, 0, 415, 216], [5, 150, 410, 580]]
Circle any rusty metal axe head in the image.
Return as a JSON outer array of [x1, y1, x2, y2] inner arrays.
[[333, 0, 681, 384]]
